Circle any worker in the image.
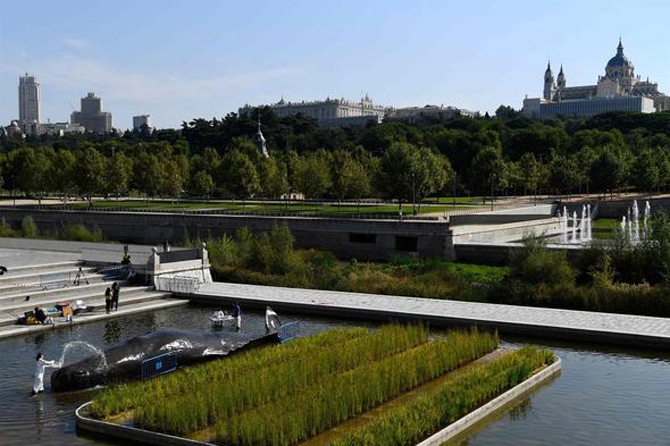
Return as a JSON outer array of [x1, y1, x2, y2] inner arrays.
[[232, 302, 242, 330], [32, 352, 60, 395]]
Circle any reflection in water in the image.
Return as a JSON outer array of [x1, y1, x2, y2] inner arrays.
[[103, 320, 121, 343], [506, 397, 531, 421], [1, 306, 670, 445]]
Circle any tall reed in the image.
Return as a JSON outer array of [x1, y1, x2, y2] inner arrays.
[[331, 346, 555, 446]]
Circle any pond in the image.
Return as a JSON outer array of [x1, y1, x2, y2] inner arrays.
[[0, 304, 668, 445]]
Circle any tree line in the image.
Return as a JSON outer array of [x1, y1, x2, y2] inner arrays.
[[4, 107, 670, 202]]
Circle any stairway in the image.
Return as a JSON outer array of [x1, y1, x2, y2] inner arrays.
[[0, 260, 187, 339]]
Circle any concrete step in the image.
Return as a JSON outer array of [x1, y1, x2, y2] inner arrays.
[[0, 265, 98, 284], [0, 285, 153, 324], [0, 267, 107, 294], [0, 280, 122, 305], [0, 296, 188, 340], [0, 260, 81, 276]]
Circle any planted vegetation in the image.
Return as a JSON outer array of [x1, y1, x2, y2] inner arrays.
[[90, 325, 499, 445], [331, 346, 555, 446], [187, 224, 505, 302]]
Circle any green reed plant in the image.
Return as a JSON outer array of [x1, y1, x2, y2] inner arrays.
[[331, 346, 555, 446], [212, 329, 497, 445], [90, 325, 426, 419], [133, 324, 432, 432]]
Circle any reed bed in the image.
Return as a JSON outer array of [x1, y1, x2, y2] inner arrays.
[[331, 346, 556, 446], [133, 324, 431, 432], [90, 326, 371, 418], [211, 329, 497, 445]]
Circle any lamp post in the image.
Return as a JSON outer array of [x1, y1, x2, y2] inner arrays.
[[452, 172, 456, 207], [412, 172, 416, 215], [490, 173, 496, 212]]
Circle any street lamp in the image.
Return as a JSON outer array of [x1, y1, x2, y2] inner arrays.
[[412, 172, 416, 215], [490, 173, 496, 212]]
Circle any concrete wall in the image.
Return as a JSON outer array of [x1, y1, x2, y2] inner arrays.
[[455, 242, 583, 265], [451, 218, 561, 244], [0, 208, 451, 261]]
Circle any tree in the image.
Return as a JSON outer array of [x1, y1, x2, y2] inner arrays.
[[588, 145, 631, 196], [133, 151, 165, 198], [631, 148, 661, 193], [218, 150, 260, 199], [468, 146, 506, 197], [161, 157, 186, 199], [15, 147, 53, 204], [293, 151, 332, 199], [258, 157, 288, 198], [75, 147, 107, 205], [191, 170, 214, 198], [414, 147, 450, 208], [376, 142, 416, 208], [51, 149, 76, 203], [518, 152, 541, 196], [106, 152, 133, 198], [548, 151, 580, 196]]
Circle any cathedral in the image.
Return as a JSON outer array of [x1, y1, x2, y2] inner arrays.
[[524, 39, 670, 118]]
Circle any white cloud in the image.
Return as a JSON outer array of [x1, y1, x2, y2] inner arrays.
[[41, 55, 307, 106], [63, 37, 90, 50]]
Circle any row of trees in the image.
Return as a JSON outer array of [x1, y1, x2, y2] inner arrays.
[[5, 108, 670, 199], [0, 140, 451, 205]]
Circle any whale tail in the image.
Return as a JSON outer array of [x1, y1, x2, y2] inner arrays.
[[265, 306, 281, 333]]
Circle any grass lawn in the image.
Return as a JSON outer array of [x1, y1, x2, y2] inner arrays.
[[60, 199, 469, 215], [592, 218, 622, 230]]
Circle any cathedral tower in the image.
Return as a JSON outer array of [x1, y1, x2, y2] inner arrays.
[[543, 61, 556, 101], [557, 65, 566, 89]]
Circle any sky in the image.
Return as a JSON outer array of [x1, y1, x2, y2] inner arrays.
[[2, 0, 670, 130]]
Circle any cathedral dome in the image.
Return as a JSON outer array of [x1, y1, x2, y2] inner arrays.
[[606, 39, 633, 69]]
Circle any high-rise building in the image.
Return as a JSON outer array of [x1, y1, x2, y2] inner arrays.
[[70, 92, 112, 133], [132, 114, 152, 130], [18, 74, 41, 134]]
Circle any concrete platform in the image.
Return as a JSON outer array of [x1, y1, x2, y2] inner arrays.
[[187, 282, 670, 349]]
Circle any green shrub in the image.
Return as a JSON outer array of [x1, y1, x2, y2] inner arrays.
[[0, 218, 18, 237], [21, 216, 38, 238], [509, 236, 575, 287], [58, 223, 103, 242]]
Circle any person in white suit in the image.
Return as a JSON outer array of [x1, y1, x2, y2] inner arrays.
[[33, 352, 60, 395]]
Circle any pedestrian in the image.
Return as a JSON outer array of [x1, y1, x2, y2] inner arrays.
[[73, 267, 89, 286], [111, 282, 120, 311], [34, 307, 53, 325], [163, 239, 170, 252], [33, 352, 60, 395], [105, 286, 113, 313], [232, 302, 241, 330]]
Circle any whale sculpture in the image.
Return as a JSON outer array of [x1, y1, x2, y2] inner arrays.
[[51, 306, 282, 392]]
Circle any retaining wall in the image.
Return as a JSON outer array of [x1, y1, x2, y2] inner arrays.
[[0, 208, 451, 261]]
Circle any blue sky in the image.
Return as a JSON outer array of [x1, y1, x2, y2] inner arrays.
[[2, 0, 670, 130]]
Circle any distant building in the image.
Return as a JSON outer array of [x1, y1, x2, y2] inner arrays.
[[386, 105, 478, 123], [70, 92, 113, 133], [133, 114, 152, 131], [523, 39, 669, 119], [239, 95, 387, 127], [37, 122, 86, 136], [18, 74, 41, 135]]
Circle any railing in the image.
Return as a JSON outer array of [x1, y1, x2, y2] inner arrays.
[[40, 271, 72, 290], [155, 275, 201, 294], [157, 249, 200, 263]]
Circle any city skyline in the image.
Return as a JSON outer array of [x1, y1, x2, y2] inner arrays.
[[2, 1, 670, 129]]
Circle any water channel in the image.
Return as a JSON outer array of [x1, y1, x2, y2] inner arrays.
[[0, 303, 668, 445]]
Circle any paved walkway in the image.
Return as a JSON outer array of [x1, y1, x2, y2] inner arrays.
[[190, 282, 670, 349]]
